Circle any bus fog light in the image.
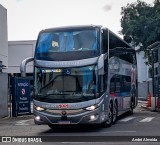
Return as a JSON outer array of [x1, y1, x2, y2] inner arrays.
[[90, 115, 96, 120], [35, 116, 40, 121]]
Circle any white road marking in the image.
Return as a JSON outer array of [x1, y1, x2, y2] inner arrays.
[[111, 131, 136, 133], [139, 117, 155, 122], [15, 119, 32, 126], [62, 142, 86, 144], [102, 131, 136, 133], [119, 117, 136, 122]]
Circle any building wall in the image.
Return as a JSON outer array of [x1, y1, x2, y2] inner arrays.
[[136, 50, 150, 99], [0, 4, 8, 69], [4, 40, 36, 74], [0, 73, 8, 117], [136, 51, 148, 82]]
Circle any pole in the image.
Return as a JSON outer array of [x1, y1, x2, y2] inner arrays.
[[151, 50, 156, 111], [108, 29, 109, 62]]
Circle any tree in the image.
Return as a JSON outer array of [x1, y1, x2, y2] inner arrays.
[[120, 0, 160, 51]]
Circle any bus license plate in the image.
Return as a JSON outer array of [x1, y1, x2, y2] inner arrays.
[[58, 121, 71, 124]]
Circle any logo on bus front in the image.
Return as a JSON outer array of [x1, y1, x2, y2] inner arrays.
[[59, 104, 69, 109]]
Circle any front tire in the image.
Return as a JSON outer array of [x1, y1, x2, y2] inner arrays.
[[128, 101, 134, 115], [112, 101, 118, 124], [101, 102, 113, 127]]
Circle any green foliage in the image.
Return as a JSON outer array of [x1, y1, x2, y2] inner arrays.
[[120, 0, 160, 50]]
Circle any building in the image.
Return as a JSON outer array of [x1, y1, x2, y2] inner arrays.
[[4, 40, 37, 99], [0, 4, 8, 71], [136, 50, 150, 100], [0, 4, 8, 117], [4, 40, 36, 74], [147, 41, 160, 111]]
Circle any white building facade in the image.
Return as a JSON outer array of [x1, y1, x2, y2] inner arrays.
[[0, 4, 8, 117], [0, 4, 8, 70], [4, 40, 36, 74], [136, 49, 150, 100]]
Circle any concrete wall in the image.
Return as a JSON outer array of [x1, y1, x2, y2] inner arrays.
[[138, 82, 148, 100], [0, 4, 8, 68], [136, 50, 149, 100], [136, 51, 148, 83], [0, 73, 8, 117], [4, 40, 36, 74]]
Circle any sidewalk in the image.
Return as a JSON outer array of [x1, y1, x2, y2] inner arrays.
[[138, 100, 150, 110], [138, 100, 160, 112]]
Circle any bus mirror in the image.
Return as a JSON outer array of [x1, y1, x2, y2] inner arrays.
[[97, 54, 104, 75], [20, 57, 34, 77]]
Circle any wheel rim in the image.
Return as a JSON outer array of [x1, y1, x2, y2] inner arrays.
[[106, 103, 112, 124], [113, 103, 117, 122], [130, 102, 134, 111]]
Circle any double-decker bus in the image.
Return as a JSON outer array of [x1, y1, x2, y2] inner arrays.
[[20, 25, 137, 129]]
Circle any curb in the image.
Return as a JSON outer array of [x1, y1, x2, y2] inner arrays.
[[141, 104, 151, 111], [141, 105, 160, 112], [0, 114, 33, 121], [138, 100, 147, 103]]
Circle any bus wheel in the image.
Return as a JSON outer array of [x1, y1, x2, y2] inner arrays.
[[112, 101, 118, 124], [101, 102, 113, 127], [128, 101, 134, 115]]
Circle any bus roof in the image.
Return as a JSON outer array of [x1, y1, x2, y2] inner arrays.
[[107, 28, 134, 50], [38, 25, 134, 51], [39, 25, 102, 33]]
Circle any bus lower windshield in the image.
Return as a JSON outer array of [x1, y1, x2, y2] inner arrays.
[[34, 65, 98, 103]]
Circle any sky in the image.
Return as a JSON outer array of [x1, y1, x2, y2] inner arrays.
[[0, 0, 154, 41]]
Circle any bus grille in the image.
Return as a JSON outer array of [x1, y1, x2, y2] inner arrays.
[[45, 109, 85, 115]]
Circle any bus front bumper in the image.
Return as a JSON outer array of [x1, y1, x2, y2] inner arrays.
[[34, 107, 108, 125]]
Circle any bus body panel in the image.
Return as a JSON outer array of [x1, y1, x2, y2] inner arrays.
[[33, 93, 110, 125]]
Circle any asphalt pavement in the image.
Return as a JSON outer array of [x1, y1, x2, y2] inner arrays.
[[0, 100, 160, 145]]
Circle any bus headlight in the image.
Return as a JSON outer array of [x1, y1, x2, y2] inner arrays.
[[85, 105, 97, 111], [84, 99, 104, 111], [34, 105, 45, 111]]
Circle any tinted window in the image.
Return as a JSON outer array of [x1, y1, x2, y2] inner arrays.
[[110, 75, 131, 93]]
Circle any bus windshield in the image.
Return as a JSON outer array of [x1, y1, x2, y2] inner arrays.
[[36, 30, 98, 53], [34, 65, 98, 103]]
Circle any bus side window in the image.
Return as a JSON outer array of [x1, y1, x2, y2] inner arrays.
[[99, 74, 107, 95], [110, 75, 122, 93], [123, 76, 131, 92], [102, 29, 108, 53], [115, 76, 121, 93], [110, 77, 115, 93]]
